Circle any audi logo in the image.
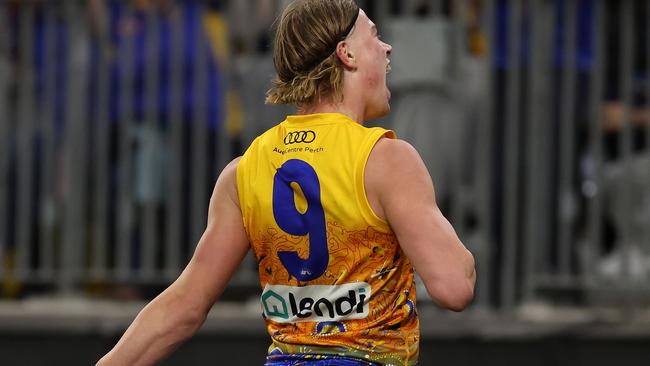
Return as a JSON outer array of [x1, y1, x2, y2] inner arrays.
[[284, 130, 316, 145]]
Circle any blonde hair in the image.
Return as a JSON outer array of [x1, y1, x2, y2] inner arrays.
[[265, 0, 359, 107]]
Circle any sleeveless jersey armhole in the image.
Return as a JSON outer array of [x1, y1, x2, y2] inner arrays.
[[236, 151, 250, 233], [354, 128, 396, 231]]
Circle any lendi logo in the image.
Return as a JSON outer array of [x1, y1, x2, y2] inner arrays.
[[284, 130, 316, 145], [261, 283, 371, 323]]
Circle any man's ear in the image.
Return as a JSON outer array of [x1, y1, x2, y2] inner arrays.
[[335, 41, 356, 69]]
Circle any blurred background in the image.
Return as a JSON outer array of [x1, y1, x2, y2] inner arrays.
[[0, 0, 649, 364]]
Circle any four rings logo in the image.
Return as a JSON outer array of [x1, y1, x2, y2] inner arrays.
[[284, 130, 316, 145]]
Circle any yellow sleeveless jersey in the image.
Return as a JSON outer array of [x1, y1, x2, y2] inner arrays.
[[237, 113, 419, 365]]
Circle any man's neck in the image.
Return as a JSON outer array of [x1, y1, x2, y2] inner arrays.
[[299, 99, 365, 125]]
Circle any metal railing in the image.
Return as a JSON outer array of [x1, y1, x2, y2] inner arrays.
[[0, 0, 230, 294], [0, 0, 648, 312], [378, 0, 649, 309]]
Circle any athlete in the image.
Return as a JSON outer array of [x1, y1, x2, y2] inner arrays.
[[97, 1, 476, 365]]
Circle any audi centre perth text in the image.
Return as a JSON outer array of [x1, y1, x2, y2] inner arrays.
[[273, 146, 325, 155]]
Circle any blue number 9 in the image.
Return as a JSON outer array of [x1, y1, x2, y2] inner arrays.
[[272, 159, 328, 281]]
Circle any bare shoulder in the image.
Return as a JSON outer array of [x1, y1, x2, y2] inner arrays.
[[365, 138, 433, 220], [211, 157, 243, 207], [366, 137, 429, 187], [222, 156, 242, 176], [368, 137, 422, 168]]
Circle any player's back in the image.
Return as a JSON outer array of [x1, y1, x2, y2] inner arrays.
[[237, 112, 419, 365]]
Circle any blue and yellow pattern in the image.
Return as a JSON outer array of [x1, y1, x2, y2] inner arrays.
[[237, 113, 419, 366]]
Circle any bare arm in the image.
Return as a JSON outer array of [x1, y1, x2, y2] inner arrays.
[[97, 158, 249, 365], [365, 138, 476, 311]]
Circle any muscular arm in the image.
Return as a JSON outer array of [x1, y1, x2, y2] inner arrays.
[[97, 158, 249, 366], [365, 138, 476, 311]]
